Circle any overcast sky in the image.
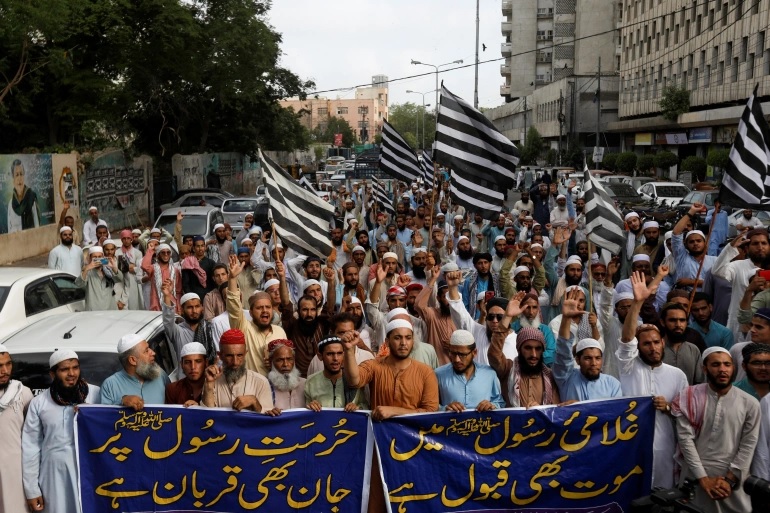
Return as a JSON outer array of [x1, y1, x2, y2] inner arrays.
[[268, 0, 505, 109]]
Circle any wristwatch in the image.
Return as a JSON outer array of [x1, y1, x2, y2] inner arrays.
[[723, 475, 738, 489]]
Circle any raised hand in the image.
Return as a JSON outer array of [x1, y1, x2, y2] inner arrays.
[[176, 211, 184, 222], [413, 231, 424, 246], [506, 291, 526, 318], [375, 262, 387, 283], [561, 288, 587, 318], [275, 260, 286, 280], [327, 247, 337, 264], [323, 266, 336, 284], [445, 270, 462, 288], [161, 279, 174, 300], [397, 274, 412, 287], [228, 254, 244, 278], [656, 264, 670, 279], [630, 271, 652, 302]]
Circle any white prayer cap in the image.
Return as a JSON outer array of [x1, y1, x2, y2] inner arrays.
[[613, 291, 635, 305], [88, 205, 98, 212], [385, 319, 413, 334], [513, 265, 530, 277], [494, 235, 507, 243], [156, 243, 172, 253], [530, 243, 543, 250], [102, 239, 116, 248], [213, 223, 225, 231], [441, 262, 459, 272], [565, 285, 585, 295], [624, 212, 639, 221], [664, 231, 673, 241], [576, 338, 603, 354], [382, 252, 398, 262], [348, 296, 362, 305], [49, 349, 78, 369], [248, 226, 262, 235], [701, 346, 731, 364], [499, 213, 506, 219], [88, 246, 104, 255], [449, 330, 475, 346], [454, 214, 463, 221], [642, 220, 659, 230], [180, 292, 200, 305], [458, 235, 469, 243], [632, 254, 651, 263], [117, 333, 144, 354], [0, 344, 8, 354], [511, 209, 520, 217], [556, 194, 566, 200], [263, 279, 280, 290], [59, 226, 73, 234], [150, 227, 161, 234], [132, 229, 142, 235], [303, 279, 321, 291], [386, 307, 410, 322], [96, 221, 109, 229], [401, 193, 410, 198], [352, 245, 366, 253], [526, 216, 534, 222], [412, 247, 427, 255], [180, 342, 207, 358], [685, 229, 706, 241], [565, 255, 583, 268]]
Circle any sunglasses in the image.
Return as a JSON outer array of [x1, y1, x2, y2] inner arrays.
[[487, 314, 505, 322]]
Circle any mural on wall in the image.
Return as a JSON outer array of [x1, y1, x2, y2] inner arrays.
[[0, 154, 55, 234], [172, 153, 259, 196], [84, 151, 151, 230]]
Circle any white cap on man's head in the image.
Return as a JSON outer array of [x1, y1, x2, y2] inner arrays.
[[117, 334, 144, 354], [642, 220, 659, 230], [88, 205, 98, 212], [49, 349, 78, 369], [60, 226, 73, 234], [180, 342, 207, 358], [263, 279, 280, 290], [701, 346, 731, 364], [450, 330, 475, 346], [632, 254, 651, 263], [180, 292, 200, 305], [576, 338, 603, 354]]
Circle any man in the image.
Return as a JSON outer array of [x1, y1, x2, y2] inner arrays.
[[350, 246, 370, 288], [530, 183, 553, 228], [235, 246, 260, 300], [165, 342, 207, 406], [76, 246, 122, 311], [162, 286, 218, 365], [459, 252, 500, 320], [337, 261, 365, 309], [82, 205, 105, 246], [661, 303, 705, 385], [405, 247, 428, 286], [632, 220, 662, 261], [329, 227, 350, 270], [672, 347, 760, 513], [395, 214, 413, 247], [621, 211, 644, 279], [206, 223, 233, 264], [513, 190, 534, 216], [116, 228, 145, 310], [414, 272, 455, 366], [736, 208, 763, 231], [101, 334, 170, 406], [549, 194, 570, 226], [615, 254, 671, 311], [22, 349, 100, 513], [509, 292, 556, 365], [305, 336, 368, 411], [201, 329, 273, 412], [306, 311, 375, 376], [550, 254, 585, 308], [226, 257, 287, 376], [55, 201, 81, 247], [618, 272, 689, 488], [553, 288, 622, 401], [734, 343, 770, 400], [469, 212, 489, 253], [0, 344, 34, 513], [265, 339, 306, 413], [182, 236, 217, 299], [369, 251, 400, 312], [689, 292, 733, 349], [435, 330, 504, 411], [203, 263, 229, 321], [142, 241, 182, 311], [285, 255, 328, 305], [48, 226, 83, 277], [454, 236, 474, 270], [733, 307, 770, 382]]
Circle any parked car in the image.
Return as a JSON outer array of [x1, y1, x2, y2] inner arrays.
[[620, 176, 656, 191], [3, 310, 178, 394], [728, 209, 770, 237], [637, 182, 691, 206], [221, 197, 267, 236], [676, 189, 721, 213], [160, 190, 233, 211], [602, 182, 648, 207], [0, 269, 86, 339], [153, 205, 224, 243]]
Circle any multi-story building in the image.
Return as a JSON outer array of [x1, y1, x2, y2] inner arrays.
[[610, 0, 770, 171], [280, 76, 388, 143]]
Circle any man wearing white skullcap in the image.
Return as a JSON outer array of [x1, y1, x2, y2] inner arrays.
[[455, 235, 475, 270], [48, 224, 84, 277], [613, 251, 671, 311], [0, 344, 33, 513], [100, 334, 170, 408], [671, 204, 718, 291], [75, 244, 123, 311], [162, 284, 218, 366], [553, 288, 621, 402], [620, 211, 644, 280], [165, 342, 208, 406], [633, 219, 662, 261], [434, 330, 505, 412], [22, 349, 99, 513], [82, 205, 106, 246], [205, 222, 233, 265], [142, 238, 182, 311], [549, 192, 572, 227], [672, 344, 760, 512]]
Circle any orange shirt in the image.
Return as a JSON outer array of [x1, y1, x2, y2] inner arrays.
[[355, 358, 439, 412]]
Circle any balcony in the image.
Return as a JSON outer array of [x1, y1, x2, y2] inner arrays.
[[536, 34, 553, 41], [500, 84, 511, 96], [501, 21, 512, 34], [535, 78, 551, 85], [502, 0, 512, 14], [500, 63, 511, 75], [536, 52, 552, 63], [537, 10, 554, 18], [501, 42, 512, 56]]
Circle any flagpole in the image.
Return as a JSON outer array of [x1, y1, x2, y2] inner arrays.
[[427, 162, 439, 253], [587, 238, 594, 313], [687, 205, 719, 311]]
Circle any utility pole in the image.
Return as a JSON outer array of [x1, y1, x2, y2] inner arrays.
[[558, 89, 564, 166], [523, 97, 528, 145], [474, 0, 480, 109], [596, 57, 601, 170]]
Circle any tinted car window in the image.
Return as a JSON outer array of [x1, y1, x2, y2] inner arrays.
[[52, 275, 85, 304], [155, 214, 207, 237], [25, 279, 60, 316], [605, 183, 641, 197], [147, 331, 176, 373], [224, 200, 259, 212], [656, 185, 689, 197], [12, 351, 122, 394], [206, 195, 224, 207], [180, 195, 205, 207]]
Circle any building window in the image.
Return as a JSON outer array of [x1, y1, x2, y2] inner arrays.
[[693, 68, 699, 88], [764, 50, 770, 75], [337, 107, 348, 115], [742, 36, 748, 62], [732, 57, 739, 82], [748, 54, 755, 79], [722, 3, 728, 26], [705, 65, 711, 86], [717, 61, 724, 84], [708, 9, 714, 29], [317, 108, 328, 116]]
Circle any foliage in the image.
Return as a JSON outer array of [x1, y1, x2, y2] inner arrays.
[[545, 148, 558, 166], [615, 152, 638, 174], [312, 116, 356, 147], [681, 156, 708, 181], [654, 150, 679, 170], [373, 133, 382, 145], [659, 86, 690, 121], [520, 127, 543, 165], [313, 145, 324, 164], [564, 138, 586, 169], [707, 148, 731, 170], [387, 102, 436, 150], [600, 152, 617, 171], [637, 154, 655, 174]]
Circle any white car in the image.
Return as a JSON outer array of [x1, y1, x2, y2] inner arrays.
[[0, 268, 86, 339], [728, 209, 770, 238], [637, 182, 691, 206], [1, 310, 178, 395]]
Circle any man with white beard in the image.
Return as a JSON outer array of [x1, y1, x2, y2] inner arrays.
[[508, 291, 556, 366], [264, 340, 306, 415], [100, 334, 170, 407]]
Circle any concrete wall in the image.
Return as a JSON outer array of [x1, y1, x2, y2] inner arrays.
[[171, 153, 260, 196]]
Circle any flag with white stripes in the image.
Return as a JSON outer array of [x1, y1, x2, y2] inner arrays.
[[259, 151, 334, 258], [298, 174, 317, 194], [372, 178, 395, 216], [583, 166, 626, 255], [719, 85, 770, 209], [450, 172, 505, 218], [380, 120, 421, 184], [420, 150, 434, 185]]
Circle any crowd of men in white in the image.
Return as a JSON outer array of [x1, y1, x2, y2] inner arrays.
[[2, 179, 770, 513]]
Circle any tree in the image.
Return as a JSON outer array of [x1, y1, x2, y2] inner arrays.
[[387, 102, 436, 150], [520, 127, 543, 165], [616, 152, 638, 174], [312, 116, 356, 147], [654, 150, 679, 170], [545, 148, 558, 166], [681, 156, 707, 181], [659, 86, 690, 121], [707, 149, 730, 172], [601, 153, 618, 171], [637, 155, 655, 175]]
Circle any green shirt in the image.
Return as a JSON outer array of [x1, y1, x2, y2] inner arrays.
[[304, 372, 368, 409]]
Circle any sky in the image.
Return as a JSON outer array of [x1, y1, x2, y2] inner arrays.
[[268, 0, 506, 109]]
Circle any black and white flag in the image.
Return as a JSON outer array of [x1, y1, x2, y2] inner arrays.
[[260, 151, 334, 258], [719, 85, 770, 209], [421, 150, 434, 185], [372, 178, 395, 216], [583, 165, 626, 255], [380, 120, 421, 184], [298, 174, 317, 194]]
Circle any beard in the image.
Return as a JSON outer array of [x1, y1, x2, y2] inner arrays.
[[331, 237, 343, 246], [62, 237, 73, 246], [706, 371, 731, 390], [458, 248, 474, 260], [0, 380, 8, 391], [576, 206, 584, 213], [216, 235, 226, 244], [565, 274, 582, 286], [665, 330, 686, 344], [519, 316, 541, 329], [411, 266, 426, 279], [132, 240, 140, 247], [359, 240, 371, 251], [268, 367, 302, 392], [495, 249, 506, 258], [298, 316, 319, 336], [439, 302, 451, 317], [135, 360, 162, 381], [519, 358, 544, 376], [645, 237, 659, 247], [182, 311, 202, 325], [638, 351, 662, 367], [224, 364, 246, 385], [350, 313, 365, 329]]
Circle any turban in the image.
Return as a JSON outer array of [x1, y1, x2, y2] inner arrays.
[[317, 337, 342, 353], [516, 327, 545, 351], [385, 319, 413, 334], [268, 339, 294, 353]]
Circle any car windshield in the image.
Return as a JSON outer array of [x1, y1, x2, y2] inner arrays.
[[656, 185, 689, 197], [11, 351, 122, 394], [605, 183, 640, 197], [155, 214, 207, 236], [0, 286, 9, 314], [223, 199, 259, 213]]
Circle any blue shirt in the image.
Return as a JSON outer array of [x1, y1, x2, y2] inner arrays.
[[671, 233, 716, 285], [705, 209, 728, 256], [434, 363, 505, 410], [511, 320, 556, 366], [733, 378, 760, 400], [553, 336, 622, 402], [100, 369, 171, 405], [689, 320, 734, 349]]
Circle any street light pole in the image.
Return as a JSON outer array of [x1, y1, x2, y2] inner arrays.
[[407, 90, 436, 150], [422, 104, 431, 150], [411, 59, 463, 113]]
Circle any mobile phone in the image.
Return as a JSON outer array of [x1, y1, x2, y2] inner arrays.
[[484, 291, 495, 302], [99, 258, 109, 265], [759, 270, 770, 280]]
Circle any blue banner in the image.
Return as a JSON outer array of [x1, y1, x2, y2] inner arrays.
[[373, 397, 655, 513], [76, 406, 372, 513]]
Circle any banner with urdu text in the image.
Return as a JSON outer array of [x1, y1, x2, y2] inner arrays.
[[373, 397, 654, 513], [75, 406, 372, 513]]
